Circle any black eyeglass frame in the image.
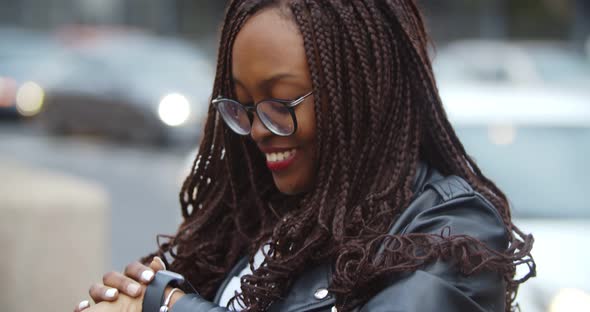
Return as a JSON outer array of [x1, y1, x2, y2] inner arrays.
[[211, 91, 313, 137]]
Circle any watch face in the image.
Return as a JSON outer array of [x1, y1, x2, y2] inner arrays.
[[158, 270, 186, 284]]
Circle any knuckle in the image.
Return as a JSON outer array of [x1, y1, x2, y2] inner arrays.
[[102, 271, 117, 284], [128, 261, 145, 277], [124, 263, 133, 274], [124, 262, 139, 275], [88, 284, 97, 297]]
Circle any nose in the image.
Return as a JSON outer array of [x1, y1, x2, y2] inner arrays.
[[250, 112, 273, 143]]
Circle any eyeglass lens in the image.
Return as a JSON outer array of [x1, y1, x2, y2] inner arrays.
[[256, 101, 294, 135], [217, 100, 295, 136], [217, 100, 251, 135]]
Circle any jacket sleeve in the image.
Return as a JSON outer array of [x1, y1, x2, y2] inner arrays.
[[359, 189, 509, 312], [170, 293, 230, 312]]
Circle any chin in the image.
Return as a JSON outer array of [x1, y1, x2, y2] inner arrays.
[[276, 184, 300, 195], [274, 178, 307, 195]]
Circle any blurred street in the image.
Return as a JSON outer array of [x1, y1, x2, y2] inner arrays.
[[1, 0, 589, 311], [0, 121, 193, 270]]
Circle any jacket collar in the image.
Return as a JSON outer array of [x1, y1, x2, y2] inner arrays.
[[213, 260, 336, 311], [213, 162, 432, 311]]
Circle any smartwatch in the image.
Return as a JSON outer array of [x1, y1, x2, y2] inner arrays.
[[142, 270, 185, 312]]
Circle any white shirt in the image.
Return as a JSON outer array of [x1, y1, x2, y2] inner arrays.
[[218, 245, 268, 310]]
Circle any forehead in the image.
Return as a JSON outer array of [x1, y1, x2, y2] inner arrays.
[[231, 8, 307, 87]]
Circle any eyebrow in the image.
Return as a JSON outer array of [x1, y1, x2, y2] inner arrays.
[[232, 73, 299, 91]]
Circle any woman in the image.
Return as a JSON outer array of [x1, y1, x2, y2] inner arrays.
[[76, 0, 535, 311]]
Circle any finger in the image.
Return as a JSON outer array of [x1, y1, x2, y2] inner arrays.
[[102, 271, 143, 298], [74, 300, 90, 312], [124, 261, 155, 284], [89, 283, 119, 303], [150, 256, 166, 271]]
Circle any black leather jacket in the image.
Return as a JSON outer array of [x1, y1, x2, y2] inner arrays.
[[169, 163, 508, 312]]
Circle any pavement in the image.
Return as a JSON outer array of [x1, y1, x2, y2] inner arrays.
[[0, 122, 194, 271], [0, 157, 110, 311]]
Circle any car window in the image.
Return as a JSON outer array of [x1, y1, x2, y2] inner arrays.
[[527, 49, 590, 84], [454, 126, 590, 219], [434, 48, 514, 83]]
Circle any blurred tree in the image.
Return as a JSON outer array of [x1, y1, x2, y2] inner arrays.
[[508, 0, 571, 39], [0, 0, 584, 48], [480, 0, 508, 38], [0, 0, 20, 25], [419, 1, 482, 43], [420, 0, 577, 45], [572, 0, 590, 47], [176, 0, 227, 39], [173, 0, 228, 55]]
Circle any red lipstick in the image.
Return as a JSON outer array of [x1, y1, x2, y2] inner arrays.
[[265, 149, 297, 172]]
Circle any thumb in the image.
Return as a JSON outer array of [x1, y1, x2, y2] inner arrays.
[[150, 256, 166, 272]]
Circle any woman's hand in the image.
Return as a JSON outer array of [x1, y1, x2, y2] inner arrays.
[[74, 256, 167, 312], [76, 293, 143, 312]]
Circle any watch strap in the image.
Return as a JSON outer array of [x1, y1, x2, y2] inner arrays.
[[142, 270, 185, 312]]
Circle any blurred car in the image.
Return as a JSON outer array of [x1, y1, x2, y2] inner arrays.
[[0, 28, 71, 119], [434, 39, 590, 89], [0, 76, 18, 118], [440, 78, 590, 311], [39, 29, 214, 145]]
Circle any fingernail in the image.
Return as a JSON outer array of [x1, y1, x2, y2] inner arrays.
[[78, 300, 89, 310], [105, 288, 118, 298], [127, 283, 140, 296], [154, 256, 167, 270], [141, 270, 154, 282]]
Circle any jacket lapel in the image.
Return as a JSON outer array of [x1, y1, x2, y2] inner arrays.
[[268, 262, 336, 312], [213, 257, 249, 305], [213, 163, 431, 310]]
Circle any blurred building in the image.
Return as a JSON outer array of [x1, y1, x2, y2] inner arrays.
[[421, 0, 589, 46], [1, 0, 588, 48], [0, 0, 225, 40]]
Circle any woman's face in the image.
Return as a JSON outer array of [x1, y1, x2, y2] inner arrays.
[[231, 8, 318, 195]]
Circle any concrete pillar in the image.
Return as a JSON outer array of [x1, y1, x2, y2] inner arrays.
[[0, 160, 110, 312]]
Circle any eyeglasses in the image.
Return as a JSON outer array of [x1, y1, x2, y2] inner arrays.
[[212, 91, 313, 137]]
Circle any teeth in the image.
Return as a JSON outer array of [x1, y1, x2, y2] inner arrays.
[[265, 149, 296, 163]]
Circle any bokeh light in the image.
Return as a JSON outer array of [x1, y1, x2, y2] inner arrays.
[[158, 93, 190, 127], [15, 81, 44, 117]]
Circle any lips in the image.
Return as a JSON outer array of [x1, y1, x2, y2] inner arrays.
[[262, 148, 297, 171]]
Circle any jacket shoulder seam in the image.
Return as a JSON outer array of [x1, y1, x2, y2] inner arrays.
[[424, 175, 474, 202], [426, 176, 507, 235]]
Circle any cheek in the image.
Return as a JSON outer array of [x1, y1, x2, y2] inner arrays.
[[296, 99, 317, 144], [296, 103, 318, 178], [273, 99, 318, 195]]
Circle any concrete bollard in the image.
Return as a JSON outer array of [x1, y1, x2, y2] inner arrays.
[[0, 160, 110, 312]]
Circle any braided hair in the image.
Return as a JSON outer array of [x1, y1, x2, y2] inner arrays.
[[143, 1, 535, 311]]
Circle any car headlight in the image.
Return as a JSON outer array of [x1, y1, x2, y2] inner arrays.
[[549, 288, 590, 312], [16, 81, 44, 116], [158, 93, 191, 127]]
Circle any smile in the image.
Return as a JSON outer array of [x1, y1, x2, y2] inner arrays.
[[265, 149, 297, 171]]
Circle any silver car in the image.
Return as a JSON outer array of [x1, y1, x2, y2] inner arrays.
[[0, 28, 71, 119], [40, 30, 214, 145], [440, 80, 590, 311]]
